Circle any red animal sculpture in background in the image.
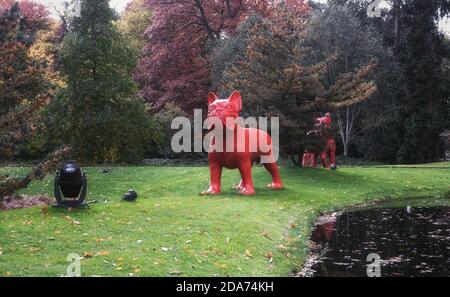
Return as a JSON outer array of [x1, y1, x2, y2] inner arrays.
[[302, 151, 316, 167], [201, 91, 283, 196], [302, 113, 337, 170]]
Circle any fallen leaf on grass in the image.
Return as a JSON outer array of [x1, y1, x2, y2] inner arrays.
[[169, 270, 182, 275], [261, 231, 272, 240], [245, 249, 253, 258], [63, 216, 80, 225], [289, 223, 298, 229], [117, 257, 125, 261], [214, 262, 227, 269], [265, 252, 273, 259], [83, 252, 94, 258], [265, 252, 273, 263], [134, 268, 141, 273], [95, 237, 112, 243], [40, 206, 49, 216], [95, 251, 110, 256], [23, 220, 33, 225]]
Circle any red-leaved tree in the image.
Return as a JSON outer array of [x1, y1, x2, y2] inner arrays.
[[135, 0, 277, 112], [0, 1, 69, 199], [0, 0, 49, 29]]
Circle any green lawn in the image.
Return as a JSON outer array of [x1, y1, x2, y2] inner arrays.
[[0, 165, 449, 276]]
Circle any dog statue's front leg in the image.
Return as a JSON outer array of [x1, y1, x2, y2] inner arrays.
[[238, 161, 255, 196], [201, 159, 222, 195]]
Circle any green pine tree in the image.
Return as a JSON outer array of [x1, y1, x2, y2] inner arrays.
[[396, 0, 450, 163], [50, 0, 152, 163]]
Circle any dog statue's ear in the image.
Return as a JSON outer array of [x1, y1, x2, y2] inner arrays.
[[228, 91, 242, 112], [208, 92, 219, 106]]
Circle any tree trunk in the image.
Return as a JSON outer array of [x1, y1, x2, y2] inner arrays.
[[345, 107, 350, 157], [343, 141, 349, 158], [194, 0, 217, 41], [393, 0, 401, 59], [337, 108, 351, 158]]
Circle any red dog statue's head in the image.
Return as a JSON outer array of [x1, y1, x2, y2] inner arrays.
[[207, 91, 242, 130]]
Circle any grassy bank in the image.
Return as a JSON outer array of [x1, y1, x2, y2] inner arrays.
[[0, 165, 449, 276]]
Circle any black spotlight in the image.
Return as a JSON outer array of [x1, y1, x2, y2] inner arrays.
[[122, 189, 138, 202], [54, 161, 87, 207]]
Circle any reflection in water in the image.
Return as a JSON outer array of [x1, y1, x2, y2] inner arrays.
[[310, 206, 450, 277]]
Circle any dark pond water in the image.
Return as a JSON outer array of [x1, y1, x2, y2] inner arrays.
[[309, 205, 450, 277]]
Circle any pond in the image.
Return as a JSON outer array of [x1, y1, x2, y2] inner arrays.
[[306, 200, 450, 277]]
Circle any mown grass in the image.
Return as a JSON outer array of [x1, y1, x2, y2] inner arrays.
[[0, 164, 449, 276]]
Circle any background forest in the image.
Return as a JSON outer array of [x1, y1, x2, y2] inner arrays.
[[1, 0, 449, 172]]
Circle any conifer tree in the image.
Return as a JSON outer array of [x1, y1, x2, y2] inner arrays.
[[52, 0, 152, 163]]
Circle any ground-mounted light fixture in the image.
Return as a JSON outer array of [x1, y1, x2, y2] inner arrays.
[[54, 161, 87, 207]]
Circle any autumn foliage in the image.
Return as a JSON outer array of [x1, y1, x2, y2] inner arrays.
[[0, 2, 68, 198], [0, 1, 52, 155], [217, 3, 376, 156], [135, 0, 275, 111]]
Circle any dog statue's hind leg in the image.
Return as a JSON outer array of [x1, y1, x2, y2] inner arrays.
[[264, 162, 283, 190]]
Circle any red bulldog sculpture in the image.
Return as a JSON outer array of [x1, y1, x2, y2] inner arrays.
[[201, 91, 283, 196], [302, 113, 337, 169]]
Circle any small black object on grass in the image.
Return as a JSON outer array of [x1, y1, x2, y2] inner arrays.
[[54, 161, 88, 208], [122, 189, 138, 202]]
